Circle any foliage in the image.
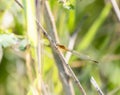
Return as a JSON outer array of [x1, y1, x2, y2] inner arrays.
[[0, 0, 120, 95]]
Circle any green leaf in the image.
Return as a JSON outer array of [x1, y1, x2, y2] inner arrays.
[[0, 34, 18, 48], [69, 4, 74, 9], [63, 3, 74, 10], [19, 39, 29, 51], [64, 4, 74, 10]]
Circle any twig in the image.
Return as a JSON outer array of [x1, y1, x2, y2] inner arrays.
[[35, 0, 43, 77], [43, 1, 59, 43], [26, 51, 33, 83], [110, 0, 120, 21], [41, 81, 50, 95], [35, 0, 44, 93], [90, 76, 104, 95], [14, 0, 86, 95], [14, 0, 24, 8]]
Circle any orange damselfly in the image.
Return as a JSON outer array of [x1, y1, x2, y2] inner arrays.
[[56, 44, 98, 63]]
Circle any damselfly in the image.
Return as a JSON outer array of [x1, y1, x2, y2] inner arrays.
[[56, 44, 98, 63]]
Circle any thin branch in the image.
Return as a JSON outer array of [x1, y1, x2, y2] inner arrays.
[[35, 0, 43, 76], [43, 1, 59, 43], [35, 0, 44, 93], [14, 0, 24, 8], [41, 81, 50, 95], [26, 52, 34, 83], [110, 0, 120, 21], [90, 76, 104, 95]]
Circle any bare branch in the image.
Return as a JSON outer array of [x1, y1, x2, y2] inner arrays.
[[35, 0, 43, 76], [90, 76, 104, 95], [14, 0, 24, 8], [43, 1, 59, 43], [41, 81, 50, 95]]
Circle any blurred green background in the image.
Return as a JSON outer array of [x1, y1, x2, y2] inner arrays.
[[0, 0, 120, 95]]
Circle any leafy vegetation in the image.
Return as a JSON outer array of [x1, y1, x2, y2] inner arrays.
[[0, 0, 120, 95]]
